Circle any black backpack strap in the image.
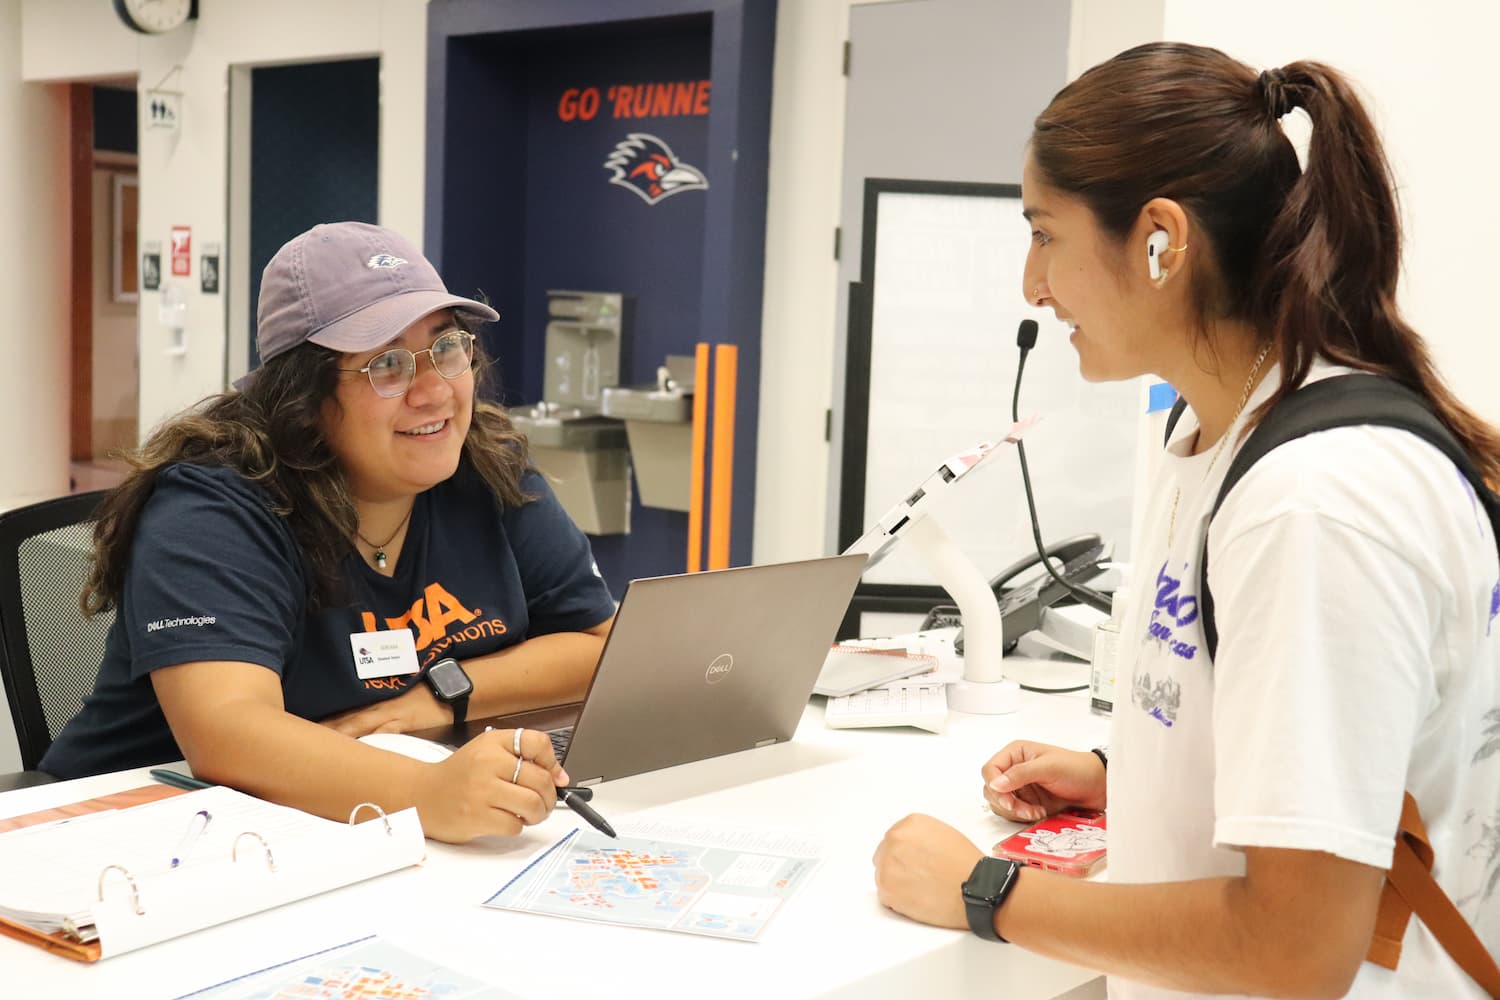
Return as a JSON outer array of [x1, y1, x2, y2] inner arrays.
[[1164, 395, 1189, 447], [1197, 373, 1500, 661]]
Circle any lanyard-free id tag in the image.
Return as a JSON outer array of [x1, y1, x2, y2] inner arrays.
[[349, 628, 420, 679]]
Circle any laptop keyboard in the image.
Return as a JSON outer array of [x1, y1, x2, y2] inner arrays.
[[547, 728, 573, 757]]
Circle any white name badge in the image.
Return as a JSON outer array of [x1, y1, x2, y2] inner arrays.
[[349, 628, 420, 680]]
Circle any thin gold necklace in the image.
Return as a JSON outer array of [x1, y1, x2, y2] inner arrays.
[[355, 505, 414, 571], [1167, 343, 1274, 546]]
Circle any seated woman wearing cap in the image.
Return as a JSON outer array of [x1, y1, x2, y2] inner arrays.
[[41, 222, 616, 844]]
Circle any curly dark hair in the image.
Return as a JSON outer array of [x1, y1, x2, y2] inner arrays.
[[82, 313, 530, 614]]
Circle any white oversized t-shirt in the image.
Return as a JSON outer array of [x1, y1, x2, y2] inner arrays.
[[1107, 361, 1500, 1000]]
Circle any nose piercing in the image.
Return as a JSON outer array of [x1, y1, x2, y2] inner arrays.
[[1031, 287, 1043, 305]]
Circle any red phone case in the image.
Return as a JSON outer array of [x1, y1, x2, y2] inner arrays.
[[993, 808, 1107, 877]]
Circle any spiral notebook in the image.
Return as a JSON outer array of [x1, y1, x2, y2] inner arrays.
[[811, 645, 941, 698], [0, 785, 425, 963]]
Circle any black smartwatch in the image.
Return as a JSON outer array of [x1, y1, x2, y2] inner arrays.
[[423, 657, 473, 726], [961, 856, 1022, 942]]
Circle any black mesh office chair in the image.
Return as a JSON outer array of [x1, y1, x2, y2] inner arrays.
[[0, 490, 111, 786]]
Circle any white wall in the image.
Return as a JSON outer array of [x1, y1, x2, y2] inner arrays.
[[0, 0, 70, 766], [752, 0, 857, 565], [1068, 0, 1163, 78], [20, 0, 430, 441], [754, 0, 932, 565], [1161, 0, 1500, 425], [0, 0, 70, 515]]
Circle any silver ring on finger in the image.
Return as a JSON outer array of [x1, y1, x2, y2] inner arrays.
[[513, 728, 524, 757], [511, 756, 524, 784]]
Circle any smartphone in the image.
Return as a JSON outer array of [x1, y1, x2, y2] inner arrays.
[[993, 808, 1107, 878]]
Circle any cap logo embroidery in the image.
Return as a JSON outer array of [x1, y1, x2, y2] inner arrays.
[[366, 254, 408, 269]]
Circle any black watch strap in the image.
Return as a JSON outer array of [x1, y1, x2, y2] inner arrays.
[[965, 900, 1007, 942], [450, 693, 469, 726], [1091, 746, 1109, 771], [963, 857, 1021, 942]]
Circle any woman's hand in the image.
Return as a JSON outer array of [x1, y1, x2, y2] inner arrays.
[[872, 814, 984, 929], [413, 729, 569, 843], [320, 684, 447, 738], [982, 741, 1106, 823]]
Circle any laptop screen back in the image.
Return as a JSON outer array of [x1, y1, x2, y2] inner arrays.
[[560, 554, 866, 785]]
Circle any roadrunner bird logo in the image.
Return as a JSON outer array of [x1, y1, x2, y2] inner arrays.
[[604, 133, 708, 206]]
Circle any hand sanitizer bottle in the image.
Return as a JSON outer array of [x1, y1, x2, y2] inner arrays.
[[1090, 591, 1126, 716]]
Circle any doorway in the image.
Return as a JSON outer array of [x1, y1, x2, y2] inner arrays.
[[69, 82, 140, 493], [226, 58, 380, 383]]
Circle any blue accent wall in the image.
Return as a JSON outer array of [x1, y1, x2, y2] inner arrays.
[[439, 20, 710, 409], [427, 2, 776, 597], [248, 59, 380, 369]]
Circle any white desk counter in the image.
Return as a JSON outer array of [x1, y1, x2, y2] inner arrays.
[[1, 688, 1110, 999]]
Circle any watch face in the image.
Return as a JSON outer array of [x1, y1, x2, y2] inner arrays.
[[963, 858, 1018, 904], [117, 0, 194, 33], [427, 660, 473, 701]]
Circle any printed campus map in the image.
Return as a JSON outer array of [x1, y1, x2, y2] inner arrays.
[[484, 819, 823, 942], [179, 937, 518, 1000]]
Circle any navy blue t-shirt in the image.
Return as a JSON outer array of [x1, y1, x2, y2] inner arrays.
[[40, 462, 615, 779]]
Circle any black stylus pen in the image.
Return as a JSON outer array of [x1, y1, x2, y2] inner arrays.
[[558, 786, 616, 838]]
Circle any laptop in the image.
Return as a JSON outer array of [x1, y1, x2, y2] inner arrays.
[[415, 554, 866, 784]]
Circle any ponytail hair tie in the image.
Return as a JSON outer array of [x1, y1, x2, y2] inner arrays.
[[1257, 67, 1296, 120]]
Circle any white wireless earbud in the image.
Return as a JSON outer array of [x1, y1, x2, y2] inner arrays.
[[1146, 230, 1170, 280]]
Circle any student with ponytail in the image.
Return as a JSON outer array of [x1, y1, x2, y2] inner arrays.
[[873, 43, 1500, 998]]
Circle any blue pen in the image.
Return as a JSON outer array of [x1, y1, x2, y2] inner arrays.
[[170, 809, 212, 868]]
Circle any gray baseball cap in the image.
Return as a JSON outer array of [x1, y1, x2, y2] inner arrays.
[[254, 221, 498, 366]]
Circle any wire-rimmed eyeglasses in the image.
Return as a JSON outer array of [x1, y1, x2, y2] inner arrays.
[[336, 329, 476, 398]]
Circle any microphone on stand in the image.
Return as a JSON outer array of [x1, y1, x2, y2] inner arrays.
[[1010, 320, 1112, 615], [1016, 318, 1039, 351]]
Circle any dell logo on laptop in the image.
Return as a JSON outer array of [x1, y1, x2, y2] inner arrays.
[[704, 653, 734, 684]]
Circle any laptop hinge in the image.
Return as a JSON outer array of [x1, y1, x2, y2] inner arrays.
[[753, 738, 778, 749], [576, 776, 603, 787]]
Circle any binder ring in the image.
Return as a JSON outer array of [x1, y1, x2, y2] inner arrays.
[[349, 801, 393, 836], [97, 864, 144, 915], [232, 831, 278, 873]]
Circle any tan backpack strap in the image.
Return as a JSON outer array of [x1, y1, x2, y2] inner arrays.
[[1367, 793, 1500, 997], [1366, 793, 1430, 969]]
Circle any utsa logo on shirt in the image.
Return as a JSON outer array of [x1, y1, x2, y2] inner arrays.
[[358, 581, 508, 688]]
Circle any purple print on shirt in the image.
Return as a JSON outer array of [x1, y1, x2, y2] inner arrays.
[[1489, 581, 1498, 637], [1455, 469, 1489, 537], [1144, 561, 1200, 662], [1153, 561, 1200, 626]]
